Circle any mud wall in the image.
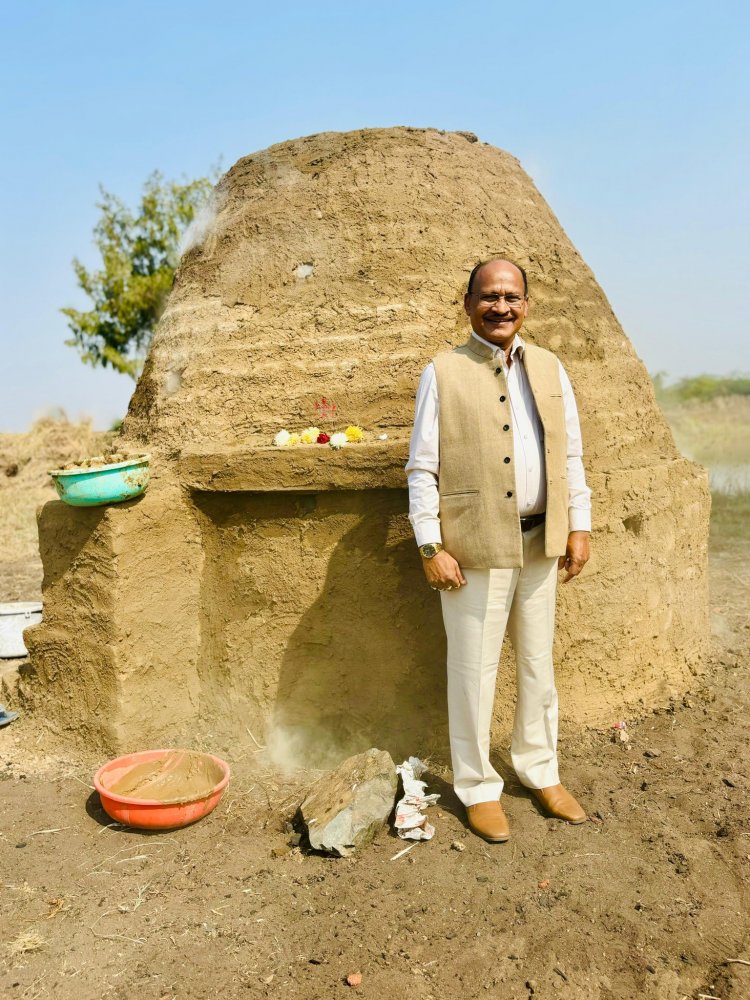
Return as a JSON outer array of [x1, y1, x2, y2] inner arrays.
[[25, 448, 708, 762]]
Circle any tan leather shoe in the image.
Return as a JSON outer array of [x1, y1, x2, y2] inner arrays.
[[466, 800, 510, 842], [530, 784, 586, 824]]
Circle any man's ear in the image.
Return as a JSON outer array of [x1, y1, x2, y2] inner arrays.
[[463, 292, 471, 315]]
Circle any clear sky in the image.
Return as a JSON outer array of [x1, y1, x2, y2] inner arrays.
[[1, 0, 748, 431]]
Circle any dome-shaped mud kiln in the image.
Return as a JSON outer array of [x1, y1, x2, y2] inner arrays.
[[25, 127, 710, 762]]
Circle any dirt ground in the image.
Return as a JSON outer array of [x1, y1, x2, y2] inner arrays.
[[1, 426, 749, 999]]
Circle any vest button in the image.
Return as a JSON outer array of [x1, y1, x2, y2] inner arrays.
[[499, 395, 506, 402], [504, 456, 511, 464], [506, 491, 513, 498], [503, 424, 510, 431]]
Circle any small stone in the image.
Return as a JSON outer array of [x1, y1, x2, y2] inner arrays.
[[451, 840, 465, 852], [299, 748, 397, 857], [644, 749, 661, 758], [346, 971, 363, 987], [538, 879, 550, 890]]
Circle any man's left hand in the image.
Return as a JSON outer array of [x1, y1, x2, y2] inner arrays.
[[558, 531, 590, 583]]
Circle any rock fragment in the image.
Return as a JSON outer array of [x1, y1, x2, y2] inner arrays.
[[299, 748, 397, 857]]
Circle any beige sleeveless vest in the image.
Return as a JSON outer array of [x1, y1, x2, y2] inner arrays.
[[432, 336, 569, 568]]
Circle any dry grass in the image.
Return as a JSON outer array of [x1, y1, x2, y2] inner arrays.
[[7, 928, 46, 956], [0, 416, 113, 568], [664, 396, 750, 470]]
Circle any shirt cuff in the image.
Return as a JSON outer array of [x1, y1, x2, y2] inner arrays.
[[569, 508, 592, 532], [413, 518, 443, 548]]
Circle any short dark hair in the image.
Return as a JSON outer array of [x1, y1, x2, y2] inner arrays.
[[467, 258, 528, 297]]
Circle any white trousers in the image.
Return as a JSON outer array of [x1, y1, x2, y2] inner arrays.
[[440, 523, 560, 807]]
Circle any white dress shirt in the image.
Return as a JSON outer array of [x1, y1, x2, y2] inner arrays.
[[405, 331, 592, 547]]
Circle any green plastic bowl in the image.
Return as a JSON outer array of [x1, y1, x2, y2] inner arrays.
[[49, 455, 151, 507]]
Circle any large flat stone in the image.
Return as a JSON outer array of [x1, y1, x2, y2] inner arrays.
[[299, 748, 398, 857]]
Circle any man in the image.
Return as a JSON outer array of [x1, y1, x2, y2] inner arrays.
[[405, 258, 591, 843]]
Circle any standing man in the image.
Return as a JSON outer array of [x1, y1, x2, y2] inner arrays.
[[405, 258, 592, 843]]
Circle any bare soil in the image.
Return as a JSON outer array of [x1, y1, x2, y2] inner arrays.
[[0, 500, 748, 1000]]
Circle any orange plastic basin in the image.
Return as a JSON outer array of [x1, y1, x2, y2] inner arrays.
[[94, 749, 231, 830]]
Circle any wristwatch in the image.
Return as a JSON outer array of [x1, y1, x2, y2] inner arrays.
[[419, 542, 443, 559]]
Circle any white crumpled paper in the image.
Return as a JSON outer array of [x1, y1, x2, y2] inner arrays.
[[394, 756, 440, 840]]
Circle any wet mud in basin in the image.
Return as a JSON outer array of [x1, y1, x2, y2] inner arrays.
[[105, 750, 224, 803]]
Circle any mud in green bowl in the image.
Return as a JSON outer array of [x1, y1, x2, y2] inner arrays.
[[48, 455, 151, 507]]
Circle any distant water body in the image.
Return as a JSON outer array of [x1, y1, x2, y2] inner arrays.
[[707, 464, 750, 495]]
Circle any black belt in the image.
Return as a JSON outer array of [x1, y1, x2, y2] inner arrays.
[[520, 512, 546, 532]]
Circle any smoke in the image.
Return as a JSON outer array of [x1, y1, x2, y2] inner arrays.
[[178, 191, 223, 256], [264, 719, 372, 774]]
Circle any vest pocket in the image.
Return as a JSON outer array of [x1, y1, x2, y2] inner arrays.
[[439, 491, 481, 555]]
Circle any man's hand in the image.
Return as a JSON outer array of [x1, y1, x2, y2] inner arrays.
[[423, 550, 467, 592], [558, 531, 590, 584]]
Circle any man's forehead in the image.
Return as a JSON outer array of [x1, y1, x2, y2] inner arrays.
[[473, 260, 525, 290]]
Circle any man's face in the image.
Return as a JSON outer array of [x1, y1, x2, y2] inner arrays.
[[463, 260, 529, 347]]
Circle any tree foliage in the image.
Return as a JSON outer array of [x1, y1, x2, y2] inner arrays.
[[652, 370, 750, 405], [62, 171, 215, 378]]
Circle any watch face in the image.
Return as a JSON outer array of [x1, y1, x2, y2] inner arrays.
[[422, 544, 438, 558]]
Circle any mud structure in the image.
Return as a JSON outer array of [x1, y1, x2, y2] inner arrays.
[[25, 128, 710, 760]]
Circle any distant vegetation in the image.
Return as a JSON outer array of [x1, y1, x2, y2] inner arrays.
[[652, 371, 750, 405]]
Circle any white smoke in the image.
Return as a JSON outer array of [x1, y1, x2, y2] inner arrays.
[[178, 191, 222, 256]]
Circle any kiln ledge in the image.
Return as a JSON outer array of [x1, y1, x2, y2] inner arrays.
[[178, 438, 410, 492]]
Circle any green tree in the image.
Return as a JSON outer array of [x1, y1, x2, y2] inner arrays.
[[62, 170, 216, 378]]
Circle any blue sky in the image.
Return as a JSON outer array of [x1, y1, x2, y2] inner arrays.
[[1, 0, 748, 431]]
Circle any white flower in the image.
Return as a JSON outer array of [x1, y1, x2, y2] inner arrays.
[[299, 426, 320, 444], [329, 432, 348, 450], [274, 430, 291, 447]]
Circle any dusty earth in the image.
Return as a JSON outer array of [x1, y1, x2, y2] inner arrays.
[[1, 422, 749, 999]]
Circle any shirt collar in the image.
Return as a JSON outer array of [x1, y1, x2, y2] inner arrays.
[[471, 330, 526, 361]]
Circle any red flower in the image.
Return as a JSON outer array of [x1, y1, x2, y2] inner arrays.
[[316, 432, 330, 444]]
